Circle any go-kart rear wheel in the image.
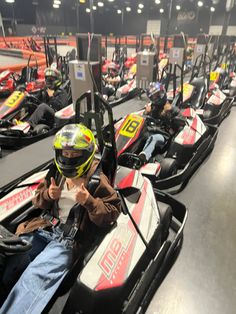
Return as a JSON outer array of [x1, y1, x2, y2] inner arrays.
[[159, 158, 177, 179], [0, 147, 2, 159]]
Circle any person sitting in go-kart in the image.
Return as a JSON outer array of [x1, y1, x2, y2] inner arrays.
[[0, 123, 121, 312], [138, 82, 180, 164], [102, 63, 121, 101], [14, 67, 68, 130]]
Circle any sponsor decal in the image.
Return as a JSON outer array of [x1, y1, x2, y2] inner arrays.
[[99, 224, 134, 280], [95, 180, 148, 290], [0, 184, 39, 216]]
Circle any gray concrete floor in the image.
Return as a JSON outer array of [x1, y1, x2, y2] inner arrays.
[[147, 107, 236, 314], [0, 55, 26, 66]]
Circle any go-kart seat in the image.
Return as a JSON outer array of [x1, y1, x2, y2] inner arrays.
[[188, 77, 207, 109]]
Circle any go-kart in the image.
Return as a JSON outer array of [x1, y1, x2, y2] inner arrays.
[[166, 60, 233, 126], [0, 55, 45, 98], [115, 107, 218, 194], [0, 80, 73, 156], [0, 91, 187, 313], [102, 65, 141, 107]]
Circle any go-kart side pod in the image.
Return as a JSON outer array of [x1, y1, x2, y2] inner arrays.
[[61, 167, 187, 314], [154, 123, 218, 194], [203, 97, 234, 126]]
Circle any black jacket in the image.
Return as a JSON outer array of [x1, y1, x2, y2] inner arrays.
[[46, 86, 68, 112]]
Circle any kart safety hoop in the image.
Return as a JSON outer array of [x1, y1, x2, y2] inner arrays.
[[75, 91, 117, 157]]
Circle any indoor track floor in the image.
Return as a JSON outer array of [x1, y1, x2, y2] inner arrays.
[[0, 55, 26, 66]]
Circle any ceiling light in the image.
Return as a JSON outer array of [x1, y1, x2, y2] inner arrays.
[[160, 8, 164, 13], [176, 5, 181, 10], [138, 3, 144, 9], [155, 0, 161, 4], [98, 2, 104, 7], [117, 9, 122, 14], [5, 0, 15, 3], [126, 7, 131, 12], [137, 9, 142, 13], [86, 8, 91, 12], [53, 3, 59, 8], [54, 0, 61, 4], [198, 1, 203, 7], [93, 5, 97, 10], [210, 6, 215, 12], [108, 0, 114, 2], [79, 0, 85, 3]]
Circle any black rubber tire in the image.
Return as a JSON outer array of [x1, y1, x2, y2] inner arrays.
[[159, 158, 178, 179], [33, 124, 50, 135], [0, 147, 2, 159]]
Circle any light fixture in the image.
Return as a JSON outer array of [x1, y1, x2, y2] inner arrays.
[[54, 0, 61, 4], [137, 8, 142, 13], [79, 0, 85, 3], [155, 0, 161, 4], [210, 6, 215, 12], [159, 8, 164, 13], [197, 1, 203, 7], [126, 7, 131, 12], [176, 5, 181, 10], [93, 5, 97, 10], [98, 2, 104, 7], [117, 9, 122, 14], [108, 0, 114, 2], [53, 3, 60, 8], [86, 7, 91, 12], [138, 3, 144, 9], [5, 0, 15, 3]]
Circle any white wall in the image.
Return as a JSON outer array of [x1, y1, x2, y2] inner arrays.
[[146, 20, 161, 35], [209, 25, 223, 35], [226, 26, 236, 35]]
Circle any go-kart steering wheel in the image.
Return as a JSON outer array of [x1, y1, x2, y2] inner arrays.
[[0, 225, 32, 254], [118, 152, 143, 170], [145, 115, 159, 126]]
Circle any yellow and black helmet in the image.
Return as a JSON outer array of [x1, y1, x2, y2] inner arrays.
[[53, 124, 96, 178], [44, 67, 62, 90]]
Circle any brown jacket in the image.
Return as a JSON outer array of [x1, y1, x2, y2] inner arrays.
[[16, 160, 121, 246]]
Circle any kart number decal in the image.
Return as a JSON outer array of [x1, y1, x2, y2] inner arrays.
[[119, 116, 143, 138], [182, 83, 194, 98], [221, 63, 227, 70], [5, 91, 25, 107], [210, 71, 219, 82]]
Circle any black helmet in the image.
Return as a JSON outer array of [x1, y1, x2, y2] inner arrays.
[[44, 67, 62, 90], [146, 82, 167, 108]]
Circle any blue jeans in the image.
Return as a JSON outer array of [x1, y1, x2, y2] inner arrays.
[[0, 228, 74, 314], [143, 134, 165, 161]]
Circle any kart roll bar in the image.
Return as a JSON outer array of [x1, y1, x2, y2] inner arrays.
[[75, 91, 116, 155], [43, 36, 59, 68]]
